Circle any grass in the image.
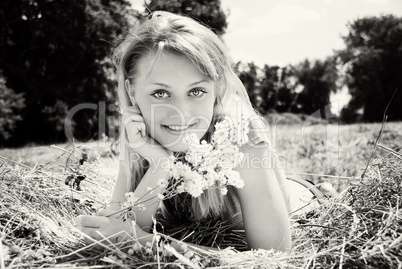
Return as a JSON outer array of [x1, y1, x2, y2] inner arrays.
[[0, 121, 401, 268]]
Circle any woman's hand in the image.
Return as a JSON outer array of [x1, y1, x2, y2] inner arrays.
[[74, 215, 140, 245], [74, 214, 218, 253], [122, 101, 171, 163], [96, 207, 121, 218]]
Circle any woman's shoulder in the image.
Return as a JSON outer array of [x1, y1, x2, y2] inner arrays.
[[240, 117, 273, 154]]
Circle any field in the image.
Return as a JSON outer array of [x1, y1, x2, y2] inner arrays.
[[0, 120, 401, 268]]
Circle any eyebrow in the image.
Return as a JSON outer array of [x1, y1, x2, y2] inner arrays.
[[151, 80, 209, 88], [152, 83, 170, 88], [188, 80, 209, 87]]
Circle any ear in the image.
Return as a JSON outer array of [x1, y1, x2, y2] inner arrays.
[[214, 94, 221, 107], [123, 79, 136, 106], [124, 79, 131, 93]]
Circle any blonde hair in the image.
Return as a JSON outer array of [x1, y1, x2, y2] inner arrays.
[[114, 11, 269, 221]]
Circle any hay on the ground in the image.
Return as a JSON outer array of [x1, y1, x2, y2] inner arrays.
[[1, 145, 401, 268]]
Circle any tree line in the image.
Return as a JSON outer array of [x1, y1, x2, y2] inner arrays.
[[234, 58, 338, 120], [0, 0, 401, 147]]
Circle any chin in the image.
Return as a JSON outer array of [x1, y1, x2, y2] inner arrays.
[[157, 131, 207, 153], [164, 142, 190, 153]]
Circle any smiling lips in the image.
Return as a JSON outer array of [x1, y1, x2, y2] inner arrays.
[[164, 123, 196, 131]]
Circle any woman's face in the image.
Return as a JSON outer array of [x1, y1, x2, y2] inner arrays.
[[129, 52, 216, 152]]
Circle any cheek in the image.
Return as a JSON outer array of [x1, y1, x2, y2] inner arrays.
[[140, 109, 162, 135], [195, 106, 213, 125], [192, 103, 214, 138], [136, 101, 154, 131], [199, 97, 215, 120], [138, 105, 170, 142]]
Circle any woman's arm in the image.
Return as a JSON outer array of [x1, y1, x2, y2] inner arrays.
[[129, 164, 168, 232], [107, 161, 129, 211], [236, 146, 291, 251], [75, 214, 219, 254], [77, 160, 218, 252], [274, 164, 291, 212], [76, 163, 170, 243], [103, 160, 169, 232]]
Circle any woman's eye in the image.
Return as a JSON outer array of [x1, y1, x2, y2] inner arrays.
[[151, 90, 170, 99], [189, 88, 206, 97]]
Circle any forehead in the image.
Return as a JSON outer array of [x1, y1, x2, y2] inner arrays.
[[135, 52, 210, 83]]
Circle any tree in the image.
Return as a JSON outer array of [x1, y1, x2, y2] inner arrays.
[[144, 0, 228, 35], [259, 65, 300, 113], [233, 62, 262, 113], [275, 65, 301, 113], [294, 58, 338, 119], [234, 62, 302, 115], [259, 65, 280, 113], [0, 0, 134, 146], [0, 72, 25, 143], [337, 15, 402, 122]]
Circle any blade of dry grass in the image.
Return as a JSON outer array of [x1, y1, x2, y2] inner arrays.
[[378, 143, 402, 160], [361, 88, 398, 179]]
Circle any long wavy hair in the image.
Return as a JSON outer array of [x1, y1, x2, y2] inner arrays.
[[114, 11, 271, 221]]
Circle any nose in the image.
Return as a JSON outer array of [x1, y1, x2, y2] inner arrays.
[[168, 100, 192, 121]]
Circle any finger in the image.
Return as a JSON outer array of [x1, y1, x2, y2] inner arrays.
[[78, 226, 101, 240], [139, 122, 146, 137], [82, 234, 109, 251], [78, 226, 114, 244], [80, 225, 128, 244], [75, 224, 103, 244], [126, 121, 147, 141], [123, 113, 144, 123], [84, 236, 100, 247], [122, 105, 142, 116], [96, 209, 115, 217], [127, 211, 137, 221], [74, 215, 105, 228], [81, 228, 109, 247], [74, 215, 85, 226]]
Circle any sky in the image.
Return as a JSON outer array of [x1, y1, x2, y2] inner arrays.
[[219, 0, 402, 67], [129, 0, 402, 113]]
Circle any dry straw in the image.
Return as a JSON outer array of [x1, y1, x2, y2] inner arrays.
[[1, 132, 401, 268]]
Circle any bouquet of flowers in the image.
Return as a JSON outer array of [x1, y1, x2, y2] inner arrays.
[[121, 116, 250, 210], [160, 116, 250, 198]]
